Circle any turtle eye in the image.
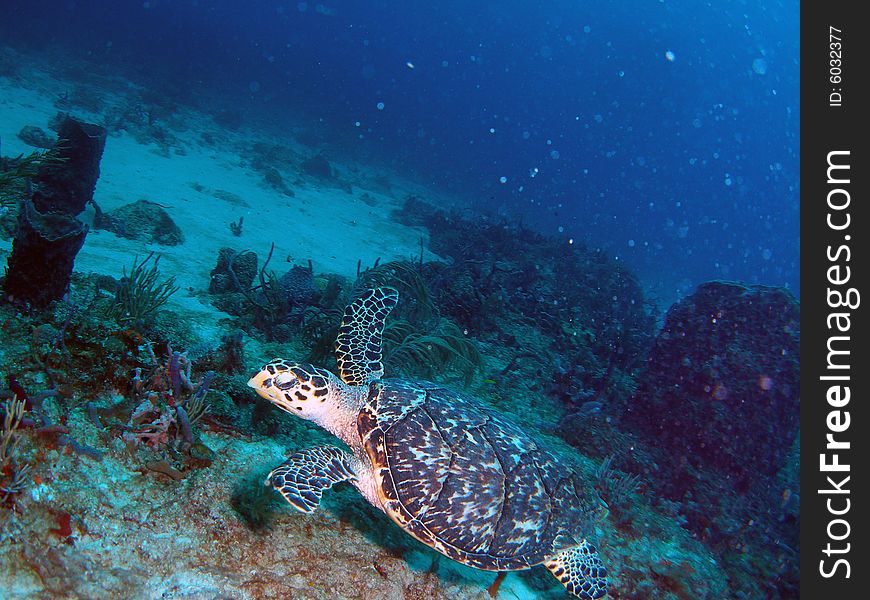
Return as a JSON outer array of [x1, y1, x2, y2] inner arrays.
[[274, 373, 298, 390]]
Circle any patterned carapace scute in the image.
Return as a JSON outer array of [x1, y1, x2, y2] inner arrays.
[[359, 379, 604, 572], [335, 287, 399, 386]]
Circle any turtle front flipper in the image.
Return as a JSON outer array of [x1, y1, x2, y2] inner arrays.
[[266, 446, 358, 513], [335, 287, 399, 386], [544, 540, 608, 599]]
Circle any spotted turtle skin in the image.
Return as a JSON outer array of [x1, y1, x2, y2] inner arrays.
[[359, 378, 606, 572]]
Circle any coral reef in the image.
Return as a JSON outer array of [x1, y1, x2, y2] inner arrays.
[[0, 164, 797, 598], [393, 196, 656, 416], [1, 396, 29, 503], [115, 342, 216, 469], [207, 245, 326, 343]]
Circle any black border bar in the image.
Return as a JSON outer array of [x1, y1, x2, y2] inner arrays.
[[800, 2, 867, 597]]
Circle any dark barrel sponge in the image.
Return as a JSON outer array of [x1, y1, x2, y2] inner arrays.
[[624, 281, 799, 493], [3, 116, 106, 309], [31, 117, 106, 215], [3, 201, 87, 307]]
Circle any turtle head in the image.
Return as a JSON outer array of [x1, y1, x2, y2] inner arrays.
[[248, 360, 342, 422]]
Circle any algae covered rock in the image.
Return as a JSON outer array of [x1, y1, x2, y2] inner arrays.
[[301, 152, 333, 179], [94, 199, 184, 245], [624, 281, 800, 493], [17, 125, 55, 149]]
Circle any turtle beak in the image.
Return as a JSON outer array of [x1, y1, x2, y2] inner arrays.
[[248, 370, 276, 401]]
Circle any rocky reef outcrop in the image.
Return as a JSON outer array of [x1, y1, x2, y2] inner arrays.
[[624, 281, 800, 494]]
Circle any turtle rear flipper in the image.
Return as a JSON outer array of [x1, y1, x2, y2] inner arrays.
[[544, 540, 608, 599], [335, 287, 399, 385], [267, 446, 358, 513]]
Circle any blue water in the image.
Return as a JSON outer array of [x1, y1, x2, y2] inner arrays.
[[2, 0, 798, 306]]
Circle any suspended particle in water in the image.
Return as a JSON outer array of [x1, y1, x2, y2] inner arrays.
[[628, 239, 635, 247], [665, 50, 676, 62], [752, 58, 768, 75], [490, 128, 496, 133], [376, 101, 385, 110], [499, 176, 507, 183], [550, 150, 560, 160], [406, 61, 415, 69], [530, 167, 539, 178], [618, 70, 625, 77], [558, 226, 564, 233]]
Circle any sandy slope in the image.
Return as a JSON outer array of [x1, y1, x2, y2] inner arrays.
[[1, 53, 442, 337]]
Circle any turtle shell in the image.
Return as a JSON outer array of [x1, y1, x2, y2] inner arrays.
[[358, 379, 604, 571]]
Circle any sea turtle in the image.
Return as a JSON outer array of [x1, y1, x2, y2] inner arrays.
[[248, 287, 609, 599]]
